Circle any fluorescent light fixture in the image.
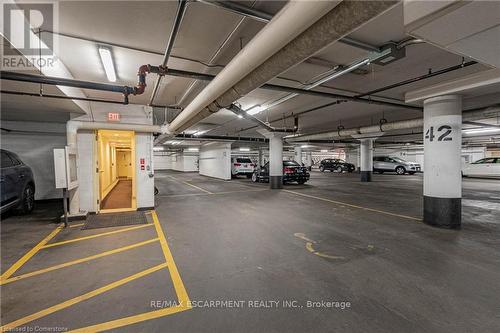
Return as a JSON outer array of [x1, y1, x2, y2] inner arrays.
[[246, 105, 266, 115], [301, 145, 309, 148], [166, 140, 181, 145], [194, 130, 209, 136], [306, 58, 370, 89], [153, 147, 163, 151], [239, 147, 250, 152], [187, 147, 199, 152], [463, 128, 500, 135], [237, 114, 243, 119], [98, 47, 117, 82], [321, 149, 328, 153]]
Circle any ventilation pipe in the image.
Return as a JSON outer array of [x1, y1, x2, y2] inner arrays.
[[163, 1, 398, 139], [285, 105, 500, 142], [161, 0, 345, 138]]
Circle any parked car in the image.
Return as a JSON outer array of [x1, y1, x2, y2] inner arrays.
[[462, 157, 500, 178], [319, 158, 355, 173], [373, 156, 421, 175], [1, 149, 35, 214], [252, 160, 310, 184], [231, 157, 256, 178]]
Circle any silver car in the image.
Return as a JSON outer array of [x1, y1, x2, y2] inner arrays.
[[373, 156, 421, 175]]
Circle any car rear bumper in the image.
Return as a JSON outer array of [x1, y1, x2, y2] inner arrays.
[[283, 174, 310, 182]]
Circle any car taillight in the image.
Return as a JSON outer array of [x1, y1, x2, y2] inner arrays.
[[234, 163, 241, 166], [284, 167, 294, 174]]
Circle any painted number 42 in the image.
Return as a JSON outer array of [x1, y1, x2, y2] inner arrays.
[[425, 125, 452, 142]]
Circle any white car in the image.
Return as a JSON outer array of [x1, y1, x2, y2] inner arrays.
[[231, 157, 256, 178], [462, 157, 500, 178]]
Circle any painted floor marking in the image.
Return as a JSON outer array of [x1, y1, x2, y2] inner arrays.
[[68, 211, 192, 332], [1, 238, 159, 285], [0, 263, 168, 332], [42, 224, 154, 248], [1, 210, 191, 332], [167, 175, 213, 194], [284, 190, 421, 221], [0, 224, 64, 281]]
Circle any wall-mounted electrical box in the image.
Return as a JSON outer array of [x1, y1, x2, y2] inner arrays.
[[54, 147, 79, 190]]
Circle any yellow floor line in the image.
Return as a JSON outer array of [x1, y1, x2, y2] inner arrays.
[[1, 238, 159, 285], [151, 211, 191, 308], [283, 190, 421, 222], [159, 188, 267, 198], [69, 305, 187, 333], [306, 242, 345, 260], [42, 224, 154, 249], [0, 263, 168, 332], [167, 175, 213, 194], [69, 211, 192, 332], [69, 223, 85, 228], [181, 181, 213, 194], [0, 224, 64, 281]]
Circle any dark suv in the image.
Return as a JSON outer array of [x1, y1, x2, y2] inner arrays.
[[319, 159, 355, 173], [1, 149, 35, 214], [252, 160, 310, 184]]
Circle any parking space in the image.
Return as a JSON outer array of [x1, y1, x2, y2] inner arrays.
[[1, 209, 191, 332], [2, 0, 500, 331]]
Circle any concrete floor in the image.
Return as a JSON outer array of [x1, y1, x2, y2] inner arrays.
[[1, 170, 499, 332]]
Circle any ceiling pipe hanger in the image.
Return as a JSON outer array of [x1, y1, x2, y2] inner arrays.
[[195, 0, 381, 53], [148, 0, 188, 106]]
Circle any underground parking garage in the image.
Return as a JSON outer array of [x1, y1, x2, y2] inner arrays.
[[1, 0, 500, 331]]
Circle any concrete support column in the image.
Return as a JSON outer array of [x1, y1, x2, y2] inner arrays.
[[423, 95, 462, 229], [305, 152, 312, 170], [360, 138, 374, 182], [269, 135, 284, 189], [258, 148, 263, 167], [294, 146, 302, 164]]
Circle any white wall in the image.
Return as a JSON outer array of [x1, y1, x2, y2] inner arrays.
[[77, 130, 96, 212], [1, 121, 66, 200], [183, 154, 199, 172], [136, 133, 154, 209], [153, 151, 199, 172], [73, 105, 155, 212], [199, 142, 231, 180]]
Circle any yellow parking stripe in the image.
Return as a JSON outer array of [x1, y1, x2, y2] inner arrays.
[[0, 224, 64, 281], [1, 238, 159, 285], [283, 190, 421, 221], [68, 211, 192, 332], [70, 304, 186, 332], [69, 223, 85, 228], [152, 211, 191, 306], [42, 224, 153, 249], [167, 175, 213, 194], [0, 263, 168, 332]]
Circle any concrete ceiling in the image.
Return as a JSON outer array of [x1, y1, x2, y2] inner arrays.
[[1, 0, 498, 143]]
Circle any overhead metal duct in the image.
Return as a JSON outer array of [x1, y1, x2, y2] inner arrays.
[[161, 1, 400, 142], [285, 105, 500, 142], [162, 0, 345, 138]]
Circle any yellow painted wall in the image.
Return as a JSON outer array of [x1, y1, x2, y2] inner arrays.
[[98, 132, 118, 201]]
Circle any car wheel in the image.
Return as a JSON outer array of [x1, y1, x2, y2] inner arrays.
[[19, 184, 35, 214], [409, 172, 415, 175], [297, 180, 306, 185], [335, 166, 342, 173], [251, 173, 258, 182], [246, 174, 252, 179], [395, 166, 406, 175], [319, 165, 324, 172], [377, 170, 384, 174]]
